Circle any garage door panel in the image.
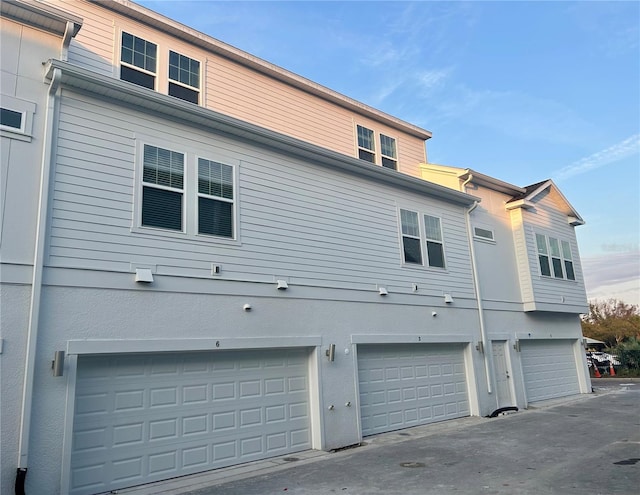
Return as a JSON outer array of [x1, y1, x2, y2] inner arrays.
[[71, 349, 311, 495], [358, 344, 469, 436], [521, 340, 580, 403]]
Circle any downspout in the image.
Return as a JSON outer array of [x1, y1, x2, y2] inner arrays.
[[15, 62, 64, 494], [462, 175, 493, 395]]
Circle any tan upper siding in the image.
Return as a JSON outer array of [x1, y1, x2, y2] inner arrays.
[[60, 0, 428, 176], [510, 208, 534, 304]]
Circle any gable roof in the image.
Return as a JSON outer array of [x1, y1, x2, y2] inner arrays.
[[506, 179, 585, 226]]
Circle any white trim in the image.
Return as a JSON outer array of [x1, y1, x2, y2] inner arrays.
[[66, 336, 323, 355], [168, 49, 202, 92], [118, 29, 159, 90], [60, 354, 78, 495], [0, 94, 36, 140], [351, 333, 474, 344], [473, 225, 495, 243]]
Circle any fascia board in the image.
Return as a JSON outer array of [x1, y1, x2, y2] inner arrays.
[[505, 199, 535, 211], [45, 60, 478, 208], [1, 0, 83, 36], [88, 0, 431, 140], [457, 169, 526, 196], [518, 180, 585, 225]]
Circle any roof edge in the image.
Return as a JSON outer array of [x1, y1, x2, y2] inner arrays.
[[88, 0, 432, 140], [45, 59, 476, 208]]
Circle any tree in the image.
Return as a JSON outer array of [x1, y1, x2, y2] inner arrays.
[[581, 299, 640, 347]]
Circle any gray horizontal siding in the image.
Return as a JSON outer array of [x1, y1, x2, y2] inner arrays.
[[48, 90, 475, 298], [521, 193, 587, 309]]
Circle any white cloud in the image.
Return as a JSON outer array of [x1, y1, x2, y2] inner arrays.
[[582, 251, 640, 305], [553, 134, 640, 182]]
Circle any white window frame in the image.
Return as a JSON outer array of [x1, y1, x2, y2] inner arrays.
[[398, 207, 447, 269], [0, 94, 35, 141], [535, 233, 576, 281], [168, 50, 201, 103], [473, 225, 495, 243], [119, 30, 159, 90], [379, 133, 398, 170], [132, 137, 240, 244], [356, 124, 376, 163], [195, 156, 235, 239]]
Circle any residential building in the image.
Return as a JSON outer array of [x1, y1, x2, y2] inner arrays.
[[0, 1, 591, 493]]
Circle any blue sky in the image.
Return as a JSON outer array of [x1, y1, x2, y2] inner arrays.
[[140, 0, 640, 305]]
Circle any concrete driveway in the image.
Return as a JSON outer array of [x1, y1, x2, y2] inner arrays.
[[125, 379, 640, 495]]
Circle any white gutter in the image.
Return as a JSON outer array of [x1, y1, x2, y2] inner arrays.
[[17, 66, 62, 475], [462, 175, 494, 396]]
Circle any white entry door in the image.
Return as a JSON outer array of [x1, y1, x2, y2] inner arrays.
[[69, 349, 311, 495], [491, 340, 514, 408], [358, 343, 469, 436], [520, 339, 580, 403]]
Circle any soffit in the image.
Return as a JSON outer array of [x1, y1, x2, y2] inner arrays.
[[1, 0, 82, 36]]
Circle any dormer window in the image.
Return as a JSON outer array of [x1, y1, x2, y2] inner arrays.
[[120, 32, 157, 90]]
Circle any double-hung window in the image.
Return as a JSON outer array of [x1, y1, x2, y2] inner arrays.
[[357, 125, 375, 163], [141, 145, 184, 231], [169, 50, 200, 104], [380, 134, 397, 170], [120, 32, 157, 89], [400, 209, 446, 268], [198, 158, 234, 238], [535, 233, 575, 280], [138, 141, 236, 240]]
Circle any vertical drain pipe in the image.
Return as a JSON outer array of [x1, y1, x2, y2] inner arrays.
[[462, 175, 493, 395], [15, 64, 62, 495]]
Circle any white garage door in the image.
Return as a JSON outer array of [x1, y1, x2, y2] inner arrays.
[[70, 349, 311, 495], [520, 339, 580, 403], [358, 344, 469, 436]]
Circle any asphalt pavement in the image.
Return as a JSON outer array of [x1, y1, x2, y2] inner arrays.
[[124, 378, 640, 495]]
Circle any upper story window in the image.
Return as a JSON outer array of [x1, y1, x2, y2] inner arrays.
[[380, 134, 397, 170], [120, 32, 157, 90], [0, 95, 36, 141], [142, 145, 184, 231], [169, 50, 200, 104], [536, 233, 575, 280], [198, 158, 233, 238], [137, 141, 237, 240], [357, 125, 375, 163], [473, 226, 495, 242], [399, 208, 446, 268]]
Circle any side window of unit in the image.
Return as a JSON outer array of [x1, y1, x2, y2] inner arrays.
[[120, 32, 157, 90], [141, 144, 184, 231], [473, 226, 495, 242], [356, 125, 375, 163], [169, 51, 200, 104], [536, 233, 575, 280], [400, 209, 423, 265], [0, 95, 35, 141], [380, 134, 397, 170], [198, 158, 234, 238], [424, 214, 445, 268], [0, 108, 23, 130]]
